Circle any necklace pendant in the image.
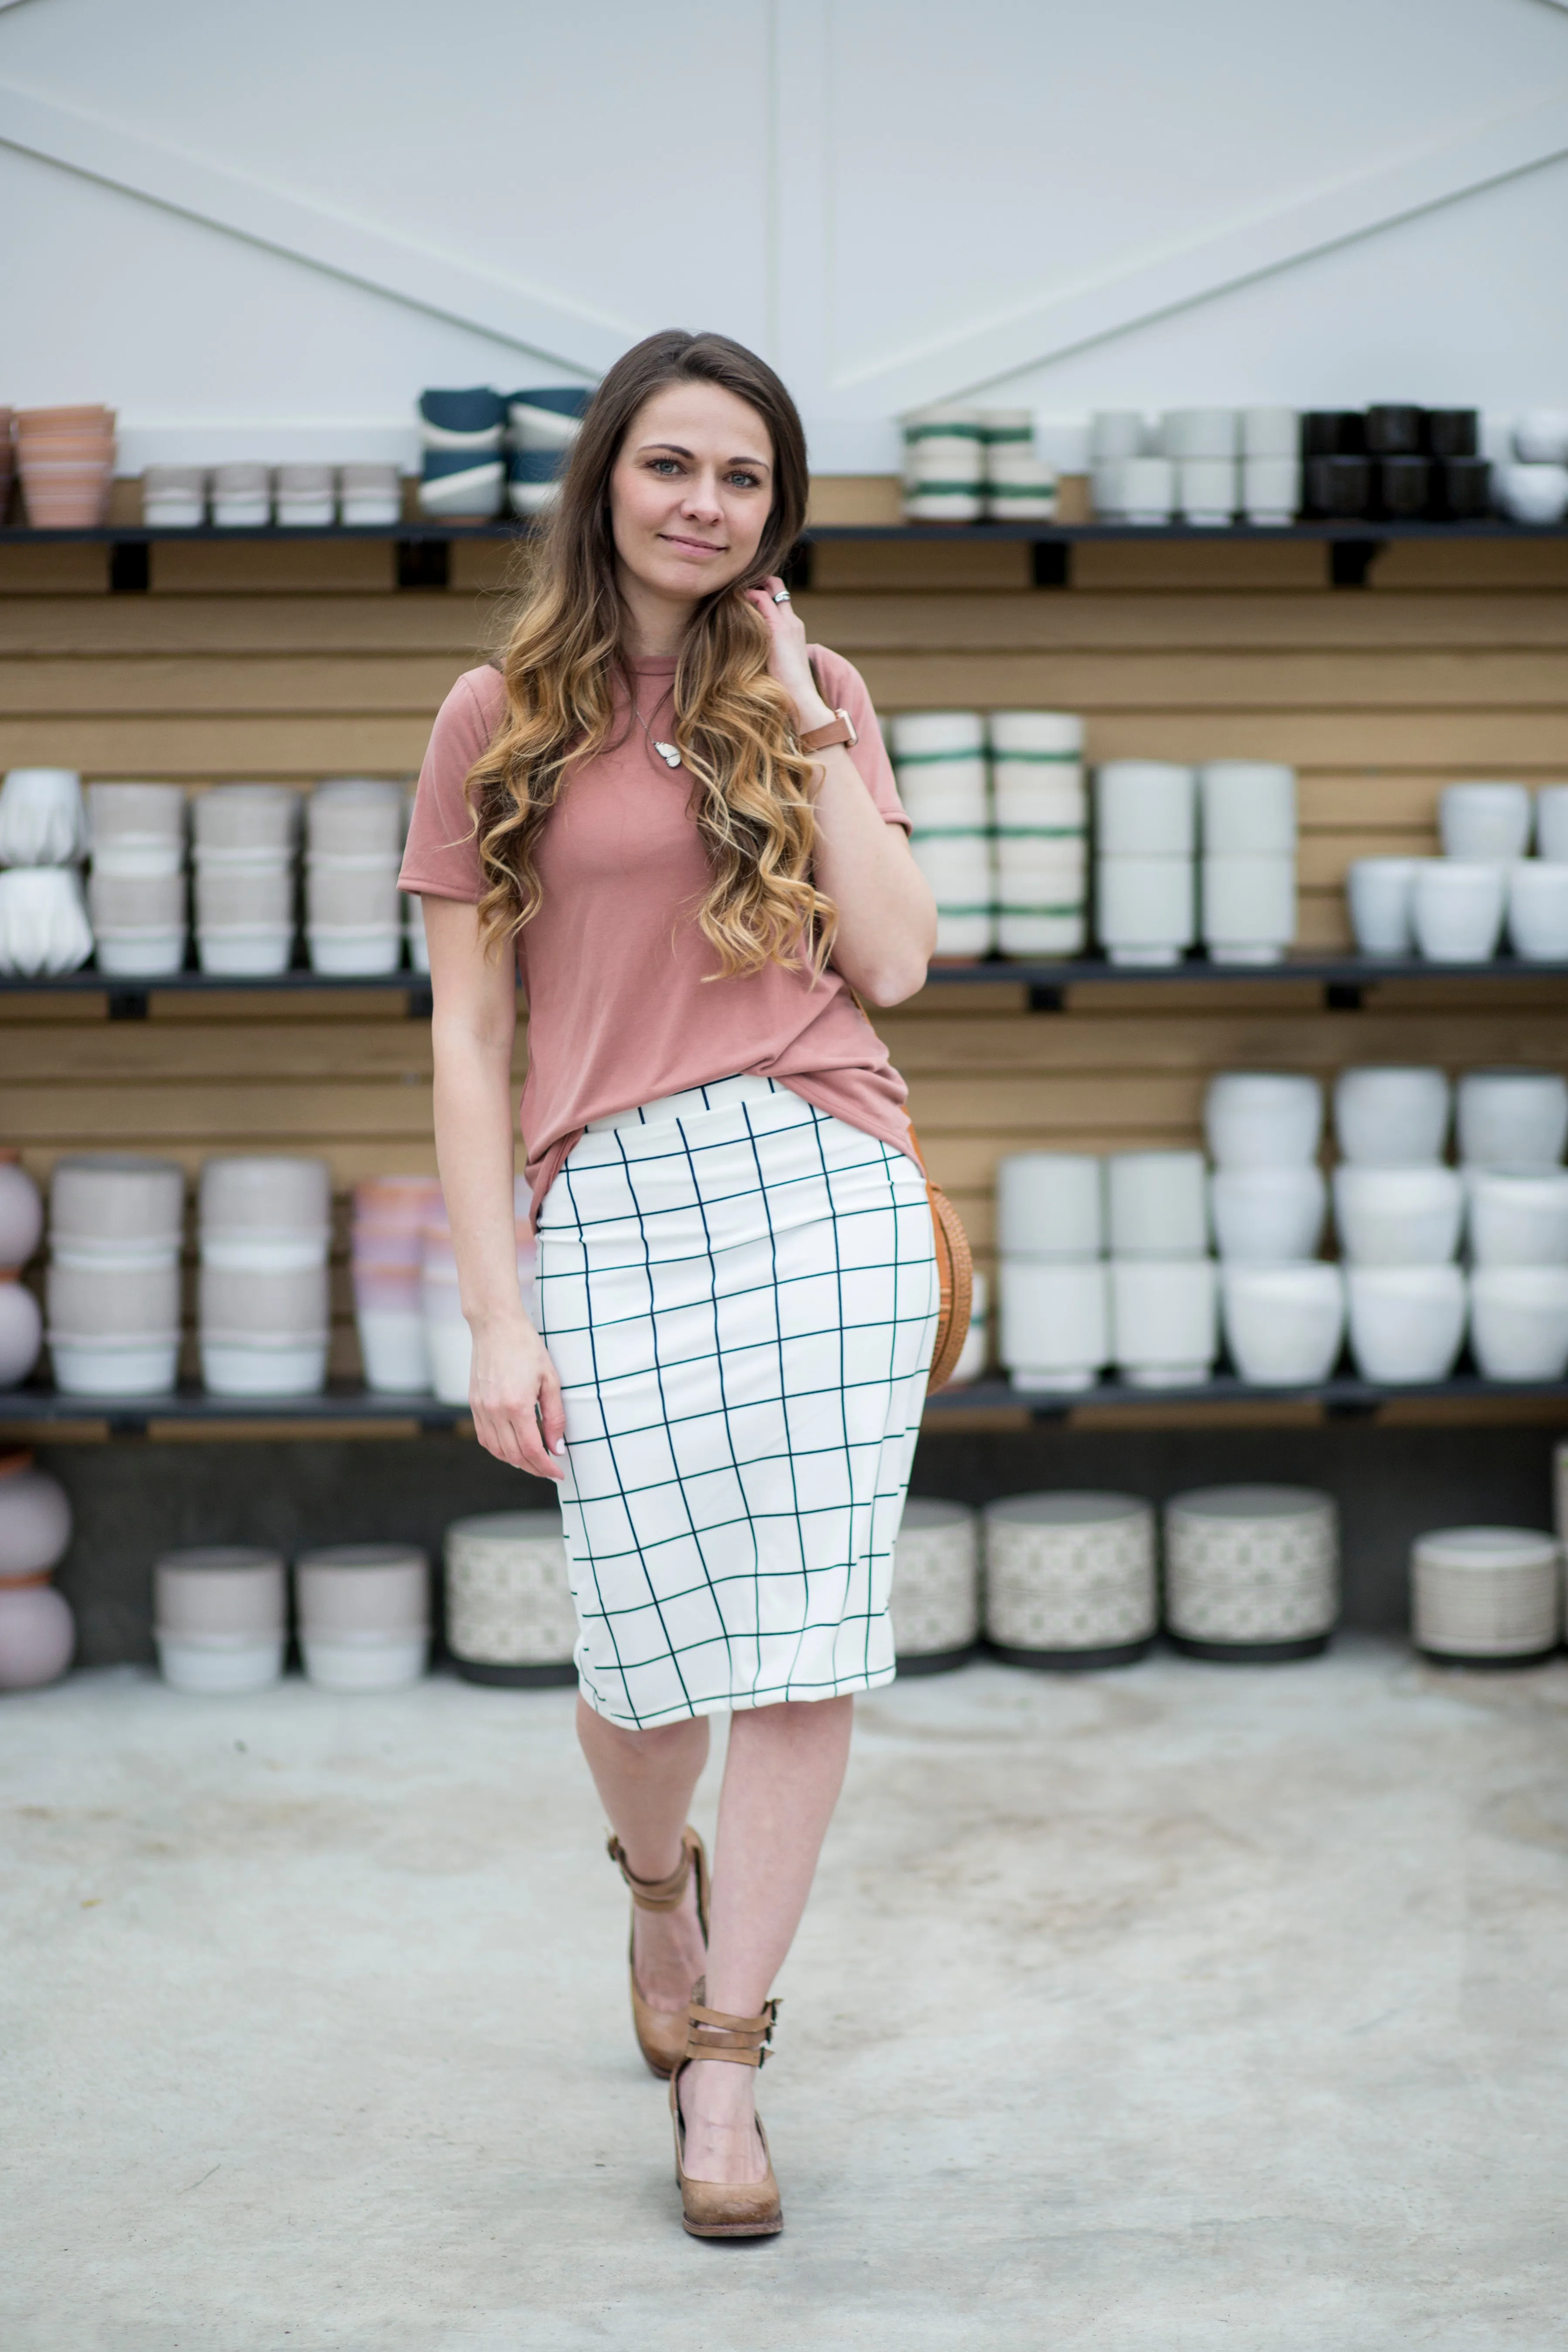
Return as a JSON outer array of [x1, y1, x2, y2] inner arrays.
[[653, 740, 682, 769]]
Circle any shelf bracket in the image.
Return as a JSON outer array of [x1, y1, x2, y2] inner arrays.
[[1325, 981, 1364, 1012], [1031, 540, 1071, 590], [396, 538, 450, 591], [109, 540, 150, 594], [106, 988, 150, 1020], [405, 985, 433, 1020], [1329, 537, 1385, 589], [1027, 982, 1067, 1013]]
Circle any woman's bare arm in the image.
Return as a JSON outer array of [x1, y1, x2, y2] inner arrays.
[[423, 894, 565, 1482]]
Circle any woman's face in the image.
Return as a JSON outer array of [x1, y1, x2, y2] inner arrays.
[[609, 380, 774, 609]]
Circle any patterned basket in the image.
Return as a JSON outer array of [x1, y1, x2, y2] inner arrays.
[[889, 1497, 979, 1672], [1412, 1526, 1561, 1665], [1163, 1485, 1338, 1660], [444, 1509, 577, 1686], [983, 1491, 1156, 1668]]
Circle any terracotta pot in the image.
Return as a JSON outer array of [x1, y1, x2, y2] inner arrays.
[[21, 476, 113, 528], [18, 435, 115, 462], [16, 405, 115, 435]]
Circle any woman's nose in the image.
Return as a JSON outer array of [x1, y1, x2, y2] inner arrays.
[[680, 472, 724, 520]]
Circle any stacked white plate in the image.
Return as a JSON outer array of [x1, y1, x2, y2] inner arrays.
[[45, 1154, 185, 1396], [423, 1185, 536, 1404], [996, 1152, 1108, 1392], [444, 1509, 577, 1685], [143, 465, 206, 528], [0, 768, 92, 977], [198, 1156, 331, 1395], [306, 778, 405, 974], [1163, 1485, 1339, 1659], [154, 1546, 286, 1693], [1207, 1074, 1344, 1385], [1411, 1526, 1560, 1665], [983, 413, 1056, 521], [1094, 761, 1196, 965], [990, 711, 1085, 955], [86, 782, 187, 976], [350, 1176, 442, 1392], [983, 1490, 1156, 1667], [1106, 1150, 1218, 1387], [211, 463, 270, 529], [901, 404, 986, 522], [295, 1543, 429, 1691], [1198, 761, 1296, 964], [888, 1497, 979, 1670], [889, 711, 993, 957], [192, 785, 299, 974]]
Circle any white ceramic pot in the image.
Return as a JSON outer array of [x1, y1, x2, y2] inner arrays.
[[1496, 462, 1568, 524], [0, 1162, 44, 1268], [1093, 762, 1195, 856], [1089, 411, 1148, 462], [1412, 1526, 1560, 1660], [156, 1631, 286, 1694], [1105, 1152, 1207, 1258], [1119, 456, 1175, 522], [1164, 1484, 1339, 1647], [0, 768, 86, 866], [51, 1153, 184, 1247], [1241, 408, 1298, 459], [1440, 781, 1532, 862], [155, 1546, 286, 1636], [1467, 1168, 1568, 1265], [888, 1498, 980, 1662], [1332, 1164, 1464, 1265], [295, 1543, 429, 1637], [995, 1153, 1103, 1257], [1240, 456, 1302, 524], [0, 1460, 71, 1580], [200, 1156, 330, 1235], [202, 1234, 327, 1274], [1457, 1069, 1568, 1167], [1109, 1256, 1217, 1386], [1200, 854, 1295, 960], [982, 1491, 1157, 1658], [196, 926, 295, 977], [192, 783, 299, 856], [194, 864, 293, 928], [199, 1336, 328, 1396], [87, 781, 186, 848], [0, 1583, 75, 1689], [999, 1259, 1109, 1391], [306, 862, 402, 928], [1208, 1165, 1327, 1262], [1536, 786, 1568, 864], [88, 870, 185, 930], [1096, 856, 1194, 964], [1221, 1263, 1345, 1384], [445, 1509, 575, 1668], [1345, 1265, 1467, 1383], [1507, 861, 1568, 960], [47, 1256, 180, 1336], [946, 1269, 989, 1386], [888, 711, 986, 761], [1175, 456, 1237, 525], [0, 1281, 43, 1387], [302, 1632, 428, 1692], [198, 1261, 328, 1336], [1197, 762, 1296, 855], [1333, 1066, 1451, 1165], [356, 1304, 432, 1392], [1469, 1265, 1568, 1379], [1411, 860, 1506, 962], [1514, 411, 1568, 464], [987, 711, 1083, 758], [1347, 857, 1418, 955], [306, 925, 404, 975], [0, 868, 94, 976], [1163, 409, 1239, 459], [94, 930, 188, 978], [426, 1310, 473, 1404], [49, 1333, 179, 1396], [1204, 1071, 1323, 1168]]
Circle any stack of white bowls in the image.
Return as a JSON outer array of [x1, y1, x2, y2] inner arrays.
[[1088, 412, 1150, 520], [889, 712, 993, 957], [990, 711, 1086, 955], [983, 413, 1056, 521], [45, 1155, 185, 1397], [1411, 1526, 1561, 1665], [85, 782, 187, 977], [1495, 413, 1568, 526], [0, 1158, 45, 1389], [1208, 1074, 1343, 1386], [901, 405, 986, 521], [983, 1490, 1157, 1668], [1164, 1485, 1338, 1659], [418, 390, 506, 520], [154, 1546, 287, 1693], [445, 1509, 578, 1685], [0, 768, 93, 978], [1163, 409, 1238, 526], [211, 464, 271, 528], [295, 1543, 429, 1691], [274, 465, 335, 527], [0, 1454, 75, 1692], [1239, 409, 1302, 524], [306, 778, 405, 974], [996, 1153, 1108, 1392], [142, 466, 206, 527], [1348, 780, 1535, 962], [1094, 760, 1196, 965], [350, 1176, 443, 1392], [422, 1183, 536, 1405], [339, 464, 401, 528], [1107, 1149, 1217, 1386], [192, 785, 299, 975], [507, 389, 592, 517], [1460, 1067, 1568, 1380], [198, 1156, 331, 1396], [1508, 783, 1568, 960], [888, 1498, 980, 1670], [1198, 761, 1296, 963], [1332, 1065, 1466, 1384]]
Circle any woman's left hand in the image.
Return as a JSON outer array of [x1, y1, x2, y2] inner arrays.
[[742, 574, 834, 731]]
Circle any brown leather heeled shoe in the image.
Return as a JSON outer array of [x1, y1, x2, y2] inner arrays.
[[669, 1999, 783, 2238], [606, 1826, 710, 2078]]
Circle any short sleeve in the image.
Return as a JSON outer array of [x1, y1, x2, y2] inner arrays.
[[806, 645, 910, 833], [398, 666, 507, 902]]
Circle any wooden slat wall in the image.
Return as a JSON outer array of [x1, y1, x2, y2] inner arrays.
[[4, 530, 1568, 1382]]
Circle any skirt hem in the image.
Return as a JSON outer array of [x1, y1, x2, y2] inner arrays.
[[575, 1660, 898, 1731]]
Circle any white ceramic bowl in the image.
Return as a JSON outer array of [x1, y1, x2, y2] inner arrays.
[[1514, 412, 1568, 464], [999, 1258, 1109, 1390], [196, 926, 295, 976], [1109, 1257, 1217, 1386], [1175, 457, 1236, 524], [1411, 860, 1506, 962], [0, 867, 94, 975], [1469, 1265, 1568, 1380], [1240, 456, 1301, 524], [1535, 785, 1568, 864], [1496, 463, 1568, 525], [1096, 856, 1194, 964], [1467, 1168, 1568, 1265], [155, 1631, 285, 1694], [1439, 781, 1532, 862], [1507, 861, 1568, 960], [1204, 1071, 1323, 1168], [1345, 1265, 1467, 1383], [996, 1153, 1103, 1258], [1093, 762, 1196, 856], [295, 1543, 429, 1636], [1241, 408, 1298, 459], [155, 1547, 286, 1637], [199, 1337, 328, 1395], [1412, 1526, 1561, 1659], [1120, 456, 1175, 522], [1200, 854, 1295, 960], [49, 1333, 178, 1396], [1105, 1152, 1207, 1258], [1347, 857, 1418, 955], [1208, 1165, 1327, 1262], [1162, 409, 1238, 459], [1088, 411, 1148, 462], [1197, 762, 1296, 855], [1333, 1066, 1450, 1165], [1332, 1164, 1464, 1265], [302, 1633, 428, 1692], [200, 1155, 330, 1235], [1221, 1262, 1345, 1384], [0, 768, 86, 867], [1457, 1069, 1568, 1167], [356, 1305, 432, 1392], [94, 930, 188, 978]]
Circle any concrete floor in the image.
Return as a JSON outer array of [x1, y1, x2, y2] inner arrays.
[[3, 1645, 1568, 2350]]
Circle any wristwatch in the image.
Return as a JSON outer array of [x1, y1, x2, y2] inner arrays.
[[799, 707, 859, 753]]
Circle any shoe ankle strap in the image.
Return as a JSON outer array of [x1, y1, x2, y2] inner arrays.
[[606, 1828, 697, 1913], [684, 1998, 779, 2068]]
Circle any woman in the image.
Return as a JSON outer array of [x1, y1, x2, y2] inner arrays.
[[399, 328, 938, 2239]]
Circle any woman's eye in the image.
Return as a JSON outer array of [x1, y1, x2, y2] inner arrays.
[[649, 457, 682, 476], [727, 471, 762, 489]]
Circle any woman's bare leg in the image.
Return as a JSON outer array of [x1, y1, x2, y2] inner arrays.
[[678, 1694, 855, 2184], [576, 1696, 710, 2008]]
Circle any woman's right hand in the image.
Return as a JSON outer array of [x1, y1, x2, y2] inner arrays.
[[468, 1312, 567, 1481]]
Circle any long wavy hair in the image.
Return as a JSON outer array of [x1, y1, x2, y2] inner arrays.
[[466, 329, 830, 979]]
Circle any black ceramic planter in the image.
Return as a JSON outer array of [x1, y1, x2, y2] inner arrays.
[[986, 1636, 1154, 1672], [1366, 404, 1425, 455], [895, 1643, 980, 1677], [452, 1656, 578, 1687], [1168, 1631, 1332, 1664]]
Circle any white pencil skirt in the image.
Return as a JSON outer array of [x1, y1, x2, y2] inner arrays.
[[534, 1074, 939, 1729]]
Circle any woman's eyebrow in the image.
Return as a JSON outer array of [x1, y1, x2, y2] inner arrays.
[[636, 439, 772, 471]]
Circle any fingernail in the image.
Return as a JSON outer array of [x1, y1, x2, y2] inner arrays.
[[553, 1438, 566, 1454]]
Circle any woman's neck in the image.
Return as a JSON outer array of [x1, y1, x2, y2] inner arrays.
[[616, 564, 697, 660]]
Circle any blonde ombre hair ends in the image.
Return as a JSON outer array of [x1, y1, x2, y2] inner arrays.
[[466, 329, 834, 979]]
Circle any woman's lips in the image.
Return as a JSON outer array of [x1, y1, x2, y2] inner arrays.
[[659, 532, 728, 557]]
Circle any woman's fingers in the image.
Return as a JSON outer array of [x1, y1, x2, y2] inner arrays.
[[537, 1360, 568, 1458]]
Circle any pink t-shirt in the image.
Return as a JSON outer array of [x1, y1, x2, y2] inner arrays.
[[398, 647, 920, 1222]]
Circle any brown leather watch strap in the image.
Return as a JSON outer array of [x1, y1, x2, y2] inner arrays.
[[799, 707, 858, 754]]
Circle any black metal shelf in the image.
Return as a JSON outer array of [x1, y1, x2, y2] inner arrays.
[[926, 1371, 1568, 1421], [0, 518, 1562, 547], [0, 1383, 466, 1436]]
